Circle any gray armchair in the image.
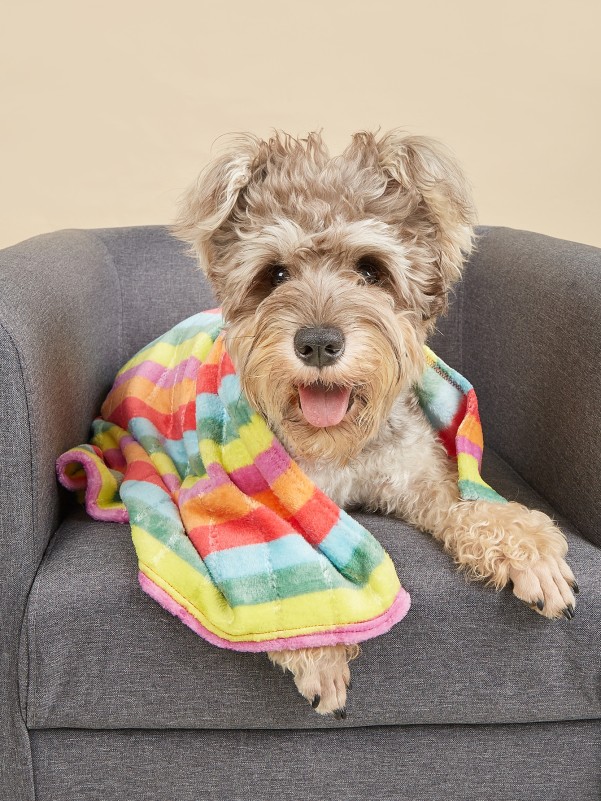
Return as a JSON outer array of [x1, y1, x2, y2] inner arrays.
[[1, 226, 599, 801]]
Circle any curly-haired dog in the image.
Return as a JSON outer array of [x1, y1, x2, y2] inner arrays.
[[173, 129, 578, 717]]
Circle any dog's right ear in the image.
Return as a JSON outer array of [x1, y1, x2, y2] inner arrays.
[[171, 137, 263, 274]]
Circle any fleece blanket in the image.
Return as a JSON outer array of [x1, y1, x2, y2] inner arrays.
[[56, 309, 504, 652]]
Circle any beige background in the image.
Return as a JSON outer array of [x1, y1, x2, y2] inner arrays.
[[1, 0, 600, 250]]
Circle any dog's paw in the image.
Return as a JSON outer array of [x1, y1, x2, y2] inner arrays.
[[293, 650, 351, 717], [268, 644, 354, 717], [509, 554, 578, 620]]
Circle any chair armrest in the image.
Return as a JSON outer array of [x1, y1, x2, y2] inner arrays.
[[462, 227, 601, 547], [0, 228, 127, 793], [0, 229, 124, 567]]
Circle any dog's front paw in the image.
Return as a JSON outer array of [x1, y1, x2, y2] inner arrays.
[[268, 644, 356, 718], [509, 554, 578, 619], [292, 649, 352, 717]]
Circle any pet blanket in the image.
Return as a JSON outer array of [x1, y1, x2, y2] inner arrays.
[[56, 309, 504, 652]]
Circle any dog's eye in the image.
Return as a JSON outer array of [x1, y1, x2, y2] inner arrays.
[[356, 256, 382, 285], [269, 264, 290, 287]]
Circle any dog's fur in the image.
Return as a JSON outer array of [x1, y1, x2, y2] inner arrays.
[[173, 130, 577, 717]]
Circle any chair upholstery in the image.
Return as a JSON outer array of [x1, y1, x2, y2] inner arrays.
[[1, 225, 600, 800]]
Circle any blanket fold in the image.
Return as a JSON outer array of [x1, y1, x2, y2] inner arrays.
[[56, 309, 503, 652]]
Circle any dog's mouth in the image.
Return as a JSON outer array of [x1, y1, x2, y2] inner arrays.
[[296, 382, 354, 428]]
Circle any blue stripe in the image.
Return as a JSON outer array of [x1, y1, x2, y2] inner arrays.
[[318, 511, 378, 568], [204, 533, 323, 581], [197, 391, 226, 422]]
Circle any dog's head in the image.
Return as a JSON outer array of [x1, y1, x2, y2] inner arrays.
[[173, 130, 475, 464]]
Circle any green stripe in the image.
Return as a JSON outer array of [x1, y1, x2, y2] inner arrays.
[[196, 414, 240, 447], [336, 535, 385, 582], [458, 479, 507, 504], [219, 560, 353, 606]]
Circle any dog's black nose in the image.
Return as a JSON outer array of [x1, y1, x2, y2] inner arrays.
[[294, 327, 345, 367]]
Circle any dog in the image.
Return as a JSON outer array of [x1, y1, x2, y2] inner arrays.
[[172, 129, 578, 717]]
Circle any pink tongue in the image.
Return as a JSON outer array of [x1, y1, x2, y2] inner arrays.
[[298, 384, 352, 428]]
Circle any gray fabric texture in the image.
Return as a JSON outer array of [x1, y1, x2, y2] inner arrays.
[[22, 450, 601, 730], [462, 226, 601, 548], [30, 721, 601, 801], [91, 226, 216, 357]]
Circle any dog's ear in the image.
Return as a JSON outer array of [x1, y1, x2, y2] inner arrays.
[[171, 136, 264, 274], [375, 131, 476, 318]]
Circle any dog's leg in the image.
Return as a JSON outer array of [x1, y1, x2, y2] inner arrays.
[[267, 644, 359, 716], [395, 459, 578, 619]]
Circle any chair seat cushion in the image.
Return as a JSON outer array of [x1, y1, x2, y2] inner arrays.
[[21, 450, 601, 730]]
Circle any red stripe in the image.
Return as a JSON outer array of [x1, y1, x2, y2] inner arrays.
[[196, 362, 219, 395], [107, 397, 196, 438], [288, 491, 340, 545], [124, 459, 173, 492], [465, 388, 481, 422], [187, 506, 293, 555], [219, 351, 237, 379]]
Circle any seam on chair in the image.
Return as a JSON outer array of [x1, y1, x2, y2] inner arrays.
[[84, 229, 125, 365], [0, 319, 38, 731], [0, 318, 37, 605], [0, 317, 38, 801], [24, 526, 64, 729]]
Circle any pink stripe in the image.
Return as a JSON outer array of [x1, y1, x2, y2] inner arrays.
[[103, 447, 127, 471], [56, 451, 129, 523], [229, 463, 270, 495], [253, 439, 292, 485], [113, 355, 202, 391], [456, 435, 482, 462], [163, 473, 182, 493], [177, 461, 230, 505], [138, 571, 411, 652]]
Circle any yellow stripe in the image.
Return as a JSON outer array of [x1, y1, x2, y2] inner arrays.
[[237, 413, 276, 459], [457, 452, 484, 484], [150, 450, 180, 479], [66, 446, 125, 512], [133, 526, 400, 642], [200, 418, 274, 473], [92, 424, 129, 451], [213, 436, 255, 472]]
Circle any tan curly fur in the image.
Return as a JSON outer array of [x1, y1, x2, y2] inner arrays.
[[173, 129, 577, 717]]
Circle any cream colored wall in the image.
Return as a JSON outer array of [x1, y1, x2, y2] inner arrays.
[[1, 0, 600, 249]]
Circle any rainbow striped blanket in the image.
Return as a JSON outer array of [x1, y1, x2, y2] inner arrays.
[[56, 309, 504, 652]]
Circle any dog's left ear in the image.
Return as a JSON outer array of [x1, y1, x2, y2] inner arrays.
[[171, 135, 265, 277], [375, 131, 476, 318]]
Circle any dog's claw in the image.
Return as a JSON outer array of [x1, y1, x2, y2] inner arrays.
[[311, 694, 321, 708], [536, 599, 544, 611], [347, 680, 353, 691], [562, 607, 573, 620], [572, 582, 580, 594], [333, 708, 346, 720]]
